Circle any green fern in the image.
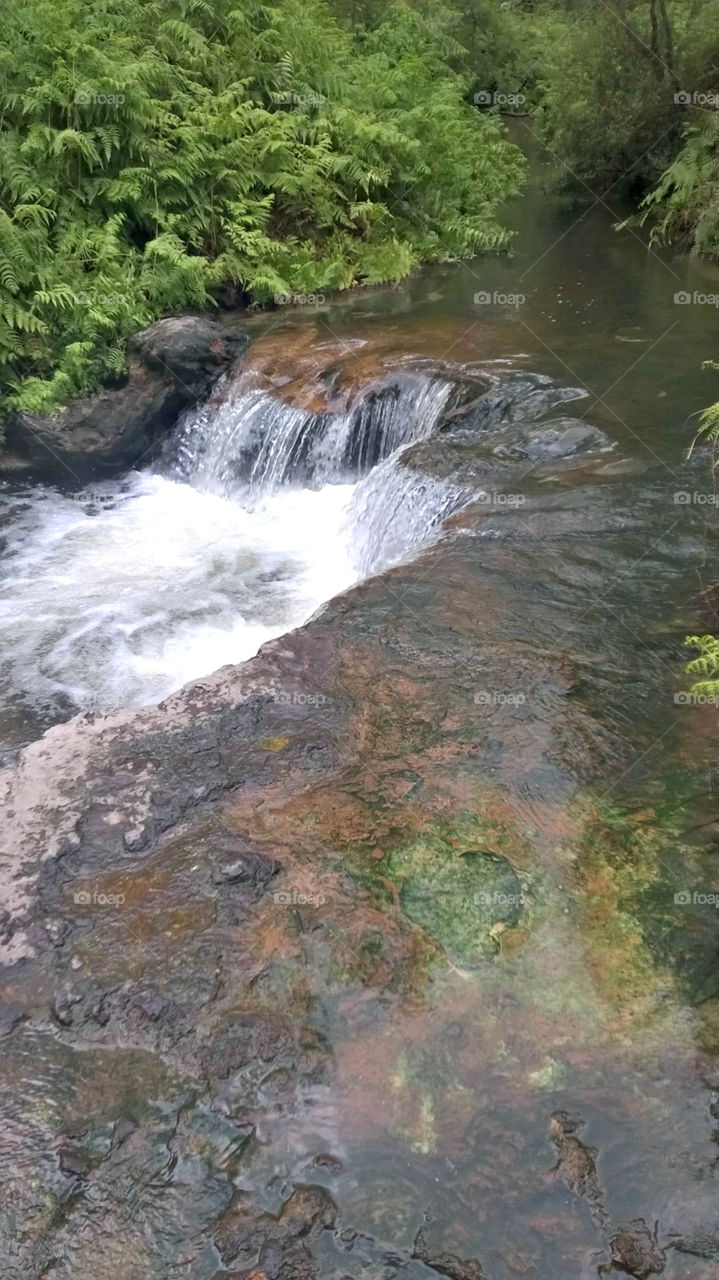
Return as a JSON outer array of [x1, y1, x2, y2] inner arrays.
[[685, 635, 719, 698], [0, 0, 526, 418]]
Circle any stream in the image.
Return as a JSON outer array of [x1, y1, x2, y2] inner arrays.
[[2, 130, 719, 1279]]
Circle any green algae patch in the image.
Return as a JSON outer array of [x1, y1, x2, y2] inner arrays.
[[568, 789, 702, 1014], [386, 833, 527, 966]]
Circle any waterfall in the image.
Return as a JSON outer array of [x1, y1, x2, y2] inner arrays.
[[0, 365, 470, 720], [0, 351, 595, 729], [163, 366, 470, 582], [166, 369, 455, 496]]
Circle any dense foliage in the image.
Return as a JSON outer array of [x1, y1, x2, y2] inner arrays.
[[526, 1, 719, 250], [0, 0, 525, 415], [3, 0, 718, 419]]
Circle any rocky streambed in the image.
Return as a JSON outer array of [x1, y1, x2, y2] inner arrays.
[[2, 308, 719, 1279]]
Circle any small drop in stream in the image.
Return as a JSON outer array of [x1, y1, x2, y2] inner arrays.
[[2, 138, 719, 1280]]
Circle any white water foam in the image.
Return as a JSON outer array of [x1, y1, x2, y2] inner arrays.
[[0, 371, 466, 717]]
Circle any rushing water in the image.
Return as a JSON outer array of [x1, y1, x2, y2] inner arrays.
[[4, 127, 719, 1280], [0, 369, 465, 747]]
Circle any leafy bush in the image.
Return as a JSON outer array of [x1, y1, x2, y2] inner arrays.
[[533, 1, 680, 193], [530, 0, 719, 256], [636, 113, 719, 256], [0, 0, 526, 417], [686, 634, 719, 697]]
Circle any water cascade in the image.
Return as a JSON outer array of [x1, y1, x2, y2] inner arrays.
[[0, 368, 469, 724]]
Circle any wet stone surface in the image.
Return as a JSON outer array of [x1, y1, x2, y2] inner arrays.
[[1, 317, 719, 1278]]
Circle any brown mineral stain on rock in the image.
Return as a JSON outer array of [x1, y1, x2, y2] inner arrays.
[[237, 316, 500, 413]]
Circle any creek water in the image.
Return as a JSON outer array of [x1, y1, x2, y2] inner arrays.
[[3, 127, 719, 1279], [2, 132, 719, 759], [0, 371, 462, 757]]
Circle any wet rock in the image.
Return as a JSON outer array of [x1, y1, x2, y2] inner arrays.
[[51, 983, 83, 1027], [668, 1232, 719, 1261], [278, 1185, 338, 1237], [403, 415, 613, 493], [548, 1111, 606, 1224], [199, 1014, 295, 1080], [258, 1242, 316, 1280], [214, 1186, 337, 1278], [57, 1143, 91, 1179], [309, 1152, 344, 1174], [215, 1203, 277, 1270], [129, 315, 245, 386], [0, 1002, 26, 1036], [440, 373, 587, 434], [412, 1226, 488, 1280], [211, 839, 279, 891], [86, 982, 182, 1039], [131, 988, 170, 1022], [111, 1116, 138, 1149], [1, 316, 249, 482], [488, 419, 612, 462], [605, 1219, 665, 1278]]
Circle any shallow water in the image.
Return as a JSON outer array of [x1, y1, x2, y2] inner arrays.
[[3, 130, 719, 1280]]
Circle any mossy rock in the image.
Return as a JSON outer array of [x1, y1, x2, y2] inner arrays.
[[388, 841, 525, 965]]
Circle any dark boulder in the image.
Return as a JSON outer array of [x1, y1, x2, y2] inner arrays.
[[1, 315, 248, 483]]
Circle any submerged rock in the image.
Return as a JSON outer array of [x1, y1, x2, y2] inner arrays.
[[548, 1111, 606, 1225], [214, 1185, 337, 1278], [387, 842, 526, 966], [486, 418, 612, 461], [413, 1226, 488, 1280], [404, 414, 614, 490], [605, 1219, 666, 1279]]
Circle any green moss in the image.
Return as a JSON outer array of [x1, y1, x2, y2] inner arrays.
[[385, 827, 528, 966]]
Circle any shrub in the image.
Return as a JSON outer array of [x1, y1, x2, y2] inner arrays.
[[0, 0, 526, 417]]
